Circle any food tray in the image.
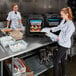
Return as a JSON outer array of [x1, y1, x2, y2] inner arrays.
[[4, 58, 26, 76], [9, 31, 23, 40], [9, 40, 28, 52], [0, 36, 15, 47], [1, 28, 12, 33]]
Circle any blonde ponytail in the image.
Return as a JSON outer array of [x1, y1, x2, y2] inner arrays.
[[67, 7, 73, 20]]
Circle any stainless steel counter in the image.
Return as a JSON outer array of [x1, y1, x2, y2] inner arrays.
[[0, 37, 52, 61], [0, 36, 53, 76]]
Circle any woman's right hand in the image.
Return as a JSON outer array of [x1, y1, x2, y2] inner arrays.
[[50, 28, 52, 32], [45, 33, 48, 36], [7, 26, 9, 28]]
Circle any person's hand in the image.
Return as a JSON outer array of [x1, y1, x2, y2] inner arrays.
[[50, 28, 52, 32], [45, 33, 47, 36], [7, 26, 9, 28]]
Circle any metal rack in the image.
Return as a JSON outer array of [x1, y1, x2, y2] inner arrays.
[[0, 36, 54, 76]]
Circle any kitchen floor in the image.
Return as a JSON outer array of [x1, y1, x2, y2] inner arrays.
[[39, 55, 76, 76]]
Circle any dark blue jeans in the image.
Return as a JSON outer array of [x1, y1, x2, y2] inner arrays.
[[53, 45, 68, 76]]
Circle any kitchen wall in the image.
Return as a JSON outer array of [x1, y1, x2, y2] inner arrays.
[[0, 0, 67, 21]]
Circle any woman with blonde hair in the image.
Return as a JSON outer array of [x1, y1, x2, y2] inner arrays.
[[7, 3, 24, 31], [46, 7, 75, 76]]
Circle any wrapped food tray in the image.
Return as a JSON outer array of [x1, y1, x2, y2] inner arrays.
[[9, 31, 23, 40], [0, 36, 15, 47], [9, 40, 28, 52]]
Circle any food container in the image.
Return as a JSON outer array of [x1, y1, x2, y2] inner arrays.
[[1, 28, 12, 33], [4, 58, 26, 76], [9, 40, 28, 52], [20, 58, 34, 76], [0, 36, 15, 47], [9, 31, 23, 40]]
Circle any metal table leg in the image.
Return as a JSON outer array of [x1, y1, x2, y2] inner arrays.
[[11, 57, 14, 76], [0, 61, 3, 76], [0, 62, 1, 76]]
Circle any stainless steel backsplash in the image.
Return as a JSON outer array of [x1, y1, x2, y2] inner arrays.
[[0, 0, 67, 21]]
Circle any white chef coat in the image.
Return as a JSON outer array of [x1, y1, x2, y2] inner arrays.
[[7, 11, 24, 30], [51, 19, 75, 48]]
